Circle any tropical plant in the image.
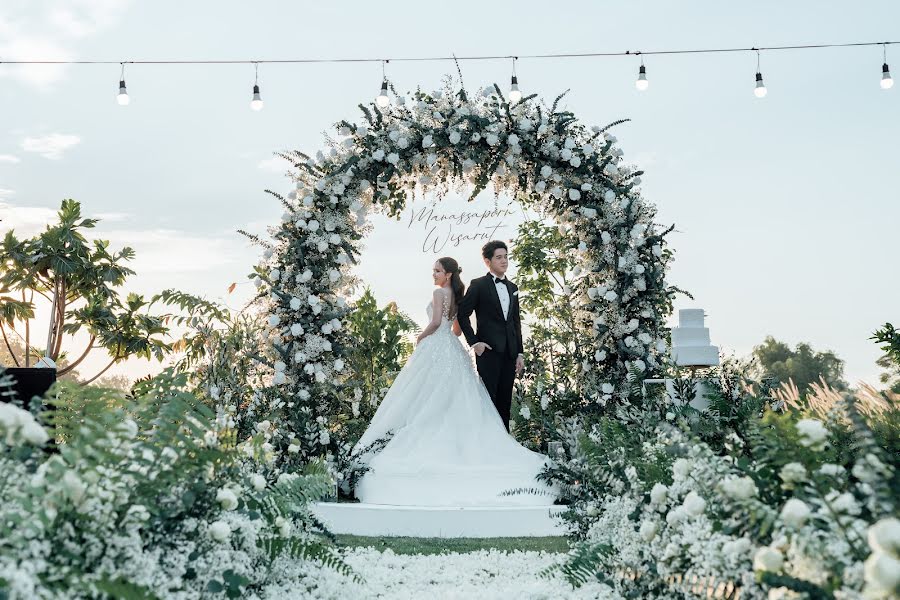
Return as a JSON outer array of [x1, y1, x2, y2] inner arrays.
[[0, 199, 170, 382]]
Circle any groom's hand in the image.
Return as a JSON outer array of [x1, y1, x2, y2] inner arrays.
[[472, 342, 492, 356], [515, 355, 525, 376]]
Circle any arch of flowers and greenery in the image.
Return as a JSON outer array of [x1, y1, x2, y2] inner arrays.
[[248, 77, 680, 478]]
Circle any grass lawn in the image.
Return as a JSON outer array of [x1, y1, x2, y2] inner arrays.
[[334, 535, 571, 555]]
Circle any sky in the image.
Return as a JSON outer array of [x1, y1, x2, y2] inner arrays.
[[1, 1, 898, 387]]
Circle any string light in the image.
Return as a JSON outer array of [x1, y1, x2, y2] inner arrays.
[[508, 57, 521, 103], [881, 43, 893, 89], [376, 60, 391, 108], [3, 39, 896, 106], [116, 62, 129, 105], [635, 55, 648, 91], [250, 63, 263, 111], [754, 49, 767, 98]]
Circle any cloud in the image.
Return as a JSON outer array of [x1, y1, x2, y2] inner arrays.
[[257, 155, 292, 174], [21, 133, 81, 159], [0, 155, 21, 164], [0, 200, 247, 276], [0, 1, 130, 88], [0, 201, 55, 235]]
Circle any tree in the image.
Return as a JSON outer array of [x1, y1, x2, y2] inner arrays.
[[344, 288, 418, 409], [752, 336, 848, 396], [0, 199, 172, 382], [871, 323, 900, 393]]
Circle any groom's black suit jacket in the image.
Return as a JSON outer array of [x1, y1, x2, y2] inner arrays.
[[457, 273, 524, 359]]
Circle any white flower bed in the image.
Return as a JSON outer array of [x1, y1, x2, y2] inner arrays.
[[261, 548, 619, 600]]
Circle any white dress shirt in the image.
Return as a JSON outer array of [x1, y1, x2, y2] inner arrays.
[[491, 271, 510, 320]]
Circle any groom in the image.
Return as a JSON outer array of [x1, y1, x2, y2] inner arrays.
[[457, 240, 525, 431]]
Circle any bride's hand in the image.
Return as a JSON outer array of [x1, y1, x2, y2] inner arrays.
[[472, 342, 492, 356]]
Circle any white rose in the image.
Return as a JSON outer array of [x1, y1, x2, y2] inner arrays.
[[603, 290, 617, 301], [397, 136, 409, 148], [534, 181, 546, 193], [372, 149, 385, 161], [666, 506, 687, 525], [779, 462, 807, 485], [486, 133, 499, 146], [864, 551, 900, 594], [753, 547, 784, 572], [274, 361, 286, 372], [267, 314, 281, 328], [868, 517, 900, 555], [386, 152, 399, 165], [20, 419, 50, 446], [672, 458, 692, 478], [307, 219, 320, 232], [540, 165, 552, 178], [209, 520, 231, 542], [568, 189, 581, 201], [639, 520, 658, 542], [796, 418, 828, 448], [289, 297, 302, 311], [276, 516, 292, 537], [334, 359, 345, 372], [831, 491, 860, 515], [288, 443, 300, 454], [721, 476, 758, 501], [650, 483, 668, 504], [519, 405, 531, 420], [251, 474, 266, 491], [601, 383, 614, 394], [290, 323, 304, 336], [780, 498, 811, 528], [216, 488, 239, 511], [722, 537, 752, 558], [256, 420, 272, 432], [448, 131, 461, 144], [604, 189, 616, 202], [62, 470, 86, 504], [422, 135, 434, 148], [507, 134, 519, 146], [273, 371, 286, 385], [570, 156, 582, 167], [560, 148, 573, 161], [682, 491, 707, 517]]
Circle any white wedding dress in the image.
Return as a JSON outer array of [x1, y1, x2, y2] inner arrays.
[[353, 288, 556, 506]]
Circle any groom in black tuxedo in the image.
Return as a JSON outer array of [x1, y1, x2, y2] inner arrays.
[[457, 240, 525, 431]]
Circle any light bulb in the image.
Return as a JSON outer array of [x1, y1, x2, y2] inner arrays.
[[754, 72, 767, 98], [508, 75, 521, 103], [250, 84, 264, 111], [635, 65, 648, 91], [376, 80, 390, 108], [881, 63, 894, 89], [117, 79, 130, 105]]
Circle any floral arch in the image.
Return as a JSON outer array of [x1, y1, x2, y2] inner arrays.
[[251, 79, 678, 469]]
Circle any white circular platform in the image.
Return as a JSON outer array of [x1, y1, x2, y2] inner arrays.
[[311, 502, 569, 538]]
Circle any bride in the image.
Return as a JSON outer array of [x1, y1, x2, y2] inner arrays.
[[352, 257, 556, 506]]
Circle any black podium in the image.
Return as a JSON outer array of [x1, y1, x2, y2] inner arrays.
[[2, 368, 57, 409]]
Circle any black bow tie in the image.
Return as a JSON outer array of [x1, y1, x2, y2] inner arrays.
[[492, 276, 506, 285]]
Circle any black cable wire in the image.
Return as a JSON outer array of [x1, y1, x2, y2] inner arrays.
[[0, 41, 895, 65]]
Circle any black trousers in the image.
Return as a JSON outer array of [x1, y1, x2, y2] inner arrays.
[[476, 350, 517, 431]]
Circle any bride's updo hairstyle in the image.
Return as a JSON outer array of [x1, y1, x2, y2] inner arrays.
[[437, 257, 466, 307]]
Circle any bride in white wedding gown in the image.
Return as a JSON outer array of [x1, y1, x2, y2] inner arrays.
[[353, 258, 556, 506]]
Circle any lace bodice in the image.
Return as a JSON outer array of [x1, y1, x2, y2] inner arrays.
[[425, 288, 455, 330]]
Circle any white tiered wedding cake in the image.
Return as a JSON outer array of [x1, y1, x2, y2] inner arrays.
[[671, 308, 719, 367]]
